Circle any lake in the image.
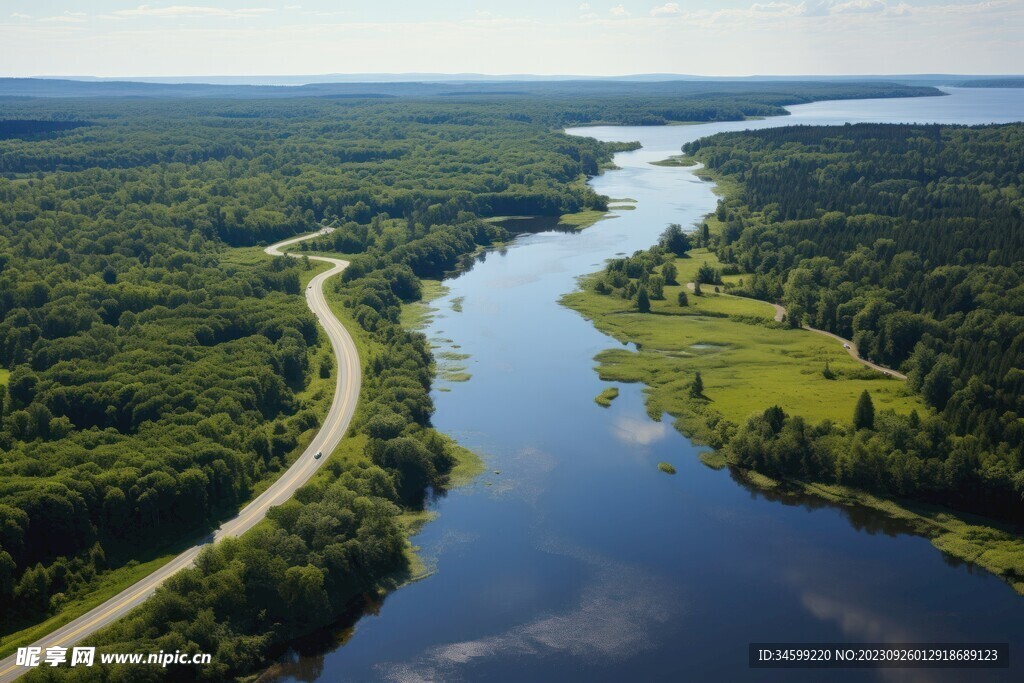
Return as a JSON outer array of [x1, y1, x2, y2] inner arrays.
[[267, 88, 1024, 682]]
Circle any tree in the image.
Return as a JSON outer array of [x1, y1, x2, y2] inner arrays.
[[693, 281, 702, 296], [853, 390, 875, 430], [677, 291, 689, 307], [636, 286, 651, 313], [690, 372, 704, 398], [763, 405, 786, 433], [701, 223, 710, 247], [279, 565, 330, 626], [822, 359, 835, 380], [661, 262, 678, 285], [659, 223, 691, 256], [696, 262, 720, 285], [922, 355, 957, 410], [647, 275, 665, 300]]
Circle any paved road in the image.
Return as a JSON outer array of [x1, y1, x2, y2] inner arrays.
[[0, 230, 359, 682], [686, 281, 905, 379]]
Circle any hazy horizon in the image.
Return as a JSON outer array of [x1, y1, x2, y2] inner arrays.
[[12, 72, 1023, 85]]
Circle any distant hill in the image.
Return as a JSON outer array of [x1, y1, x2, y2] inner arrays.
[[28, 72, 1023, 87], [956, 78, 1024, 88], [0, 77, 946, 101]]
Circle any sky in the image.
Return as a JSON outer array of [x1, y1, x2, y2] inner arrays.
[[0, 1, 1021, 78]]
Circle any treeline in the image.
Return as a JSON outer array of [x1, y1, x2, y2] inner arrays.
[[686, 123, 1024, 522]]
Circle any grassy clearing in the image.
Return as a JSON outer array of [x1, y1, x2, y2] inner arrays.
[[0, 367, 8, 385], [650, 155, 697, 167], [558, 209, 615, 231], [563, 254, 923, 430], [595, 386, 619, 407]]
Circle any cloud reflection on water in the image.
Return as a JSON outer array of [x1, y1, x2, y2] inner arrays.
[[612, 416, 667, 446], [377, 539, 680, 682]]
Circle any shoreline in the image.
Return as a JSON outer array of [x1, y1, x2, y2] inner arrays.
[[562, 126, 1024, 599]]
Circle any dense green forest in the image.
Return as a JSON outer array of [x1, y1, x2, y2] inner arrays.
[[0, 94, 623, 641], [679, 123, 1024, 523]]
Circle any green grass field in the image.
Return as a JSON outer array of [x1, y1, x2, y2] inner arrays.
[[557, 209, 616, 231], [650, 155, 697, 167], [0, 367, 8, 386], [563, 249, 925, 431]]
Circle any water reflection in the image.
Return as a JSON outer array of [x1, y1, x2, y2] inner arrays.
[[375, 539, 679, 682], [612, 415, 668, 446]]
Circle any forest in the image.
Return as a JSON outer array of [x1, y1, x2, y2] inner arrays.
[[678, 123, 1024, 523], [0, 92, 619, 648]]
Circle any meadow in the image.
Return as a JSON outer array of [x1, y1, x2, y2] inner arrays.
[[563, 248, 924, 434]]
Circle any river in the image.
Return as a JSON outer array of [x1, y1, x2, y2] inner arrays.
[[268, 87, 1024, 682]]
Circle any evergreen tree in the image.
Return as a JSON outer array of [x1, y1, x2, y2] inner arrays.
[[854, 390, 875, 430], [677, 291, 689, 307], [822, 359, 835, 379], [690, 371, 704, 398], [696, 262, 720, 285], [636, 286, 651, 313], [647, 275, 665, 300]]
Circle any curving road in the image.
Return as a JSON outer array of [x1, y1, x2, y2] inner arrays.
[[0, 229, 359, 682], [686, 281, 905, 379]]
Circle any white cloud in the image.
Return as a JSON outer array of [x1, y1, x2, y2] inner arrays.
[[10, 13, 31, 20], [578, 2, 591, 10], [113, 5, 276, 19], [650, 3, 682, 16], [1, 0, 1019, 77], [38, 11, 87, 23], [831, 0, 887, 13], [751, 1, 805, 12], [609, 4, 631, 17]]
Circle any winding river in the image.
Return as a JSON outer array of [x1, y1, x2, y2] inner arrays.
[[269, 88, 1024, 682]]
